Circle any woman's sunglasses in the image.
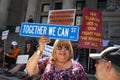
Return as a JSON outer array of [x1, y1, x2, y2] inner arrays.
[[56, 46, 70, 51]]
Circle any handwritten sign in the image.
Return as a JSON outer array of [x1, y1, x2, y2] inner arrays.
[[16, 55, 29, 64], [48, 9, 76, 25], [19, 22, 80, 41]]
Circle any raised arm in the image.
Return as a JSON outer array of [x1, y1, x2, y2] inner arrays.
[[25, 36, 51, 75]]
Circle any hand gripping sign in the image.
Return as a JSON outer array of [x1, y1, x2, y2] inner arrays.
[[19, 22, 80, 41]]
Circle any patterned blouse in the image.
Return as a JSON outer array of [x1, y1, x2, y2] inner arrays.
[[38, 57, 89, 80]]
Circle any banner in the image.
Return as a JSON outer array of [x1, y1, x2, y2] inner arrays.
[[78, 8, 103, 50], [20, 22, 80, 41], [48, 9, 76, 25]]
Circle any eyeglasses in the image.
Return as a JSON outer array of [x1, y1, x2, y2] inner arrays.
[[56, 46, 70, 51], [96, 59, 108, 64]]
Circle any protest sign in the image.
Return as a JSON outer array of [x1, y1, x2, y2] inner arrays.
[[42, 45, 53, 56], [16, 55, 29, 64], [103, 40, 109, 47], [78, 8, 103, 50], [48, 9, 76, 25], [2, 30, 9, 40], [114, 44, 120, 48], [20, 22, 80, 41]]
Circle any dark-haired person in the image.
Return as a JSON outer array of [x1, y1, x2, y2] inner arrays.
[[90, 47, 120, 80], [27, 15, 34, 23], [26, 36, 88, 80]]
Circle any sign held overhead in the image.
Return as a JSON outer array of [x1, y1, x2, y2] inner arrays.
[[20, 22, 80, 41]]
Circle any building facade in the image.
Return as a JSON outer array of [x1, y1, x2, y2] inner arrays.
[[0, 0, 120, 44]]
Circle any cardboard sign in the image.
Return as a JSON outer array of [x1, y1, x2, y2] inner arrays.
[[16, 55, 29, 64], [19, 22, 80, 41]]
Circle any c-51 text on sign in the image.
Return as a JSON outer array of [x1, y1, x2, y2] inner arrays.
[[19, 22, 80, 41]]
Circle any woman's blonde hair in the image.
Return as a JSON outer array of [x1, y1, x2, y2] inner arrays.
[[50, 40, 73, 63]]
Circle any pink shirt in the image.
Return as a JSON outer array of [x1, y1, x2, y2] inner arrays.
[[38, 57, 88, 80]]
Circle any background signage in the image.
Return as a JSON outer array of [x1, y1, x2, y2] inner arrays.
[[48, 9, 76, 25], [78, 8, 102, 50]]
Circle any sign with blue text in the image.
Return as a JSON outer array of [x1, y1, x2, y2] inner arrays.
[[20, 22, 80, 41]]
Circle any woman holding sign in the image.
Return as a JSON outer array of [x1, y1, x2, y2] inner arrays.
[[26, 36, 88, 80], [5, 41, 20, 70], [6, 40, 36, 76]]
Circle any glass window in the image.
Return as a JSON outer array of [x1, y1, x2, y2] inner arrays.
[[75, 16, 82, 26], [97, 0, 107, 9], [42, 4, 50, 12], [40, 16, 48, 23], [107, 0, 117, 9], [76, 1, 85, 10], [55, 2, 62, 10]]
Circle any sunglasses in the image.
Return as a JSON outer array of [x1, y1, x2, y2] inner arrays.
[[56, 46, 70, 51]]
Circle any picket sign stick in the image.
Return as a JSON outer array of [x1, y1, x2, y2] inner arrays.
[[87, 49, 91, 72], [3, 39, 6, 68]]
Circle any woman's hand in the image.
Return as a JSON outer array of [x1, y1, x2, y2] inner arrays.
[[38, 36, 51, 52], [5, 53, 9, 56]]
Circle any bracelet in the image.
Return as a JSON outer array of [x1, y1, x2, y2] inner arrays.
[[36, 50, 42, 56]]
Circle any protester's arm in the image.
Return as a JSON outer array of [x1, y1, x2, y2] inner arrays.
[[26, 36, 51, 75], [26, 50, 43, 75], [7, 48, 20, 58]]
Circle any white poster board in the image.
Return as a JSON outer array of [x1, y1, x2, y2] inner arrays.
[[42, 45, 53, 56], [2, 30, 9, 40], [15, 26, 20, 33], [114, 44, 120, 48], [16, 55, 29, 64]]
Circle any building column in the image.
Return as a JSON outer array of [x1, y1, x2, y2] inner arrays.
[[62, 0, 74, 9], [0, 0, 10, 30], [25, 0, 38, 22]]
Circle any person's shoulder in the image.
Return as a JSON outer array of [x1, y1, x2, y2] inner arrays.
[[72, 59, 84, 69], [16, 48, 20, 51]]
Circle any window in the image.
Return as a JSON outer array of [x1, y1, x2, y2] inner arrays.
[[75, 16, 82, 26], [55, 2, 62, 10], [40, 16, 48, 23], [107, 0, 117, 10], [97, 0, 107, 9], [42, 4, 50, 12], [76, 1, 85, 10]]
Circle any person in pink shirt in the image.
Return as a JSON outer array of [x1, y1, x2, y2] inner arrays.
[[26, 36, 88, 80]]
